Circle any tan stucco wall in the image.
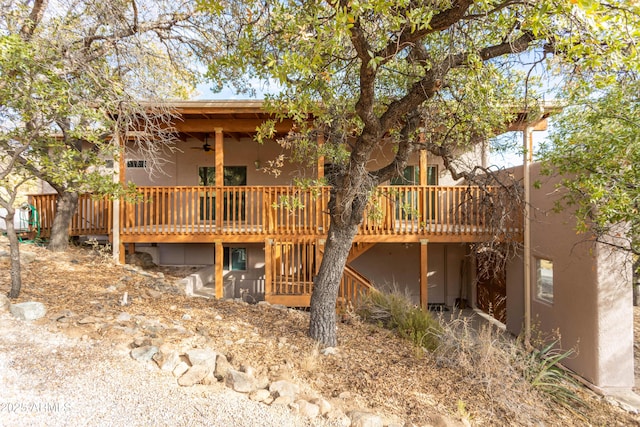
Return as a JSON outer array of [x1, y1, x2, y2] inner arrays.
[[124, 136, 312, 186], [509, 162, 634, 390], [351, 242, 470, 306]]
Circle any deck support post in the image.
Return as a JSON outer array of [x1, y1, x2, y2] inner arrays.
[[264, 239, 273, 301], [316, 132, 324, 180], [316, 133, 325, 233], [316, 239, 325, 275], [420, 239, 429, 309], [118, 242, 125, 264], [419, 145, 428, 187], [214, 128, 224, 231], [215, 240, 224, 299]]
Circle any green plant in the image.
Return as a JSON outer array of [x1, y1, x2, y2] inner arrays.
[[524, 340, 583, 409], [356, 288, 441, 351]]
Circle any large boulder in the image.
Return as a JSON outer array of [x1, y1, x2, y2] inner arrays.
[[10, 301, 46, 320]]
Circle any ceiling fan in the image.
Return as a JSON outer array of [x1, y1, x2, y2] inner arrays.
[[190, 134, 214, 153]]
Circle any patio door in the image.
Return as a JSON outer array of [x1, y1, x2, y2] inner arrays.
[[476, 267, 506, 323], [391, 166, 437, 221], [199, 166, 247, 221]]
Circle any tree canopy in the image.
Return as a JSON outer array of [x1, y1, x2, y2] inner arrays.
[[0, 0, 219, 296], [0, 0, 219, 255], [540, 78, 639, 257], [201, 0, 640, 345]]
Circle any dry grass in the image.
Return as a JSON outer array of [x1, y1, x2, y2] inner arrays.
[[1, 239, 638, 426]]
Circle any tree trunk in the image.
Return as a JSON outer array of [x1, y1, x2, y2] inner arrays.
[[309, 220, 360, 346], [48, 190, 78, 252], [5, 207, 22, 298]]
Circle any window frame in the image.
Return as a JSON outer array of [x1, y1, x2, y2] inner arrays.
[[223, 247, 247, 271], [535, 257, 554, 304]]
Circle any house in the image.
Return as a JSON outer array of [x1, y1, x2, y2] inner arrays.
[[27, 100, 634, 393]]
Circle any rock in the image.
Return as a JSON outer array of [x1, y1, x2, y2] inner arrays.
[[431, 415, 467, 427], [125, 252, 156, 268], [321, 347, 339, 356], [177, 365, 210, 387], [182, 314, 191, 321], [130, 345, 158, 362], [133, 336, 152, 347], [0, 294, 11, 313], [311, 397, 332, 416], [225, 369, 256, 393], [49, 309, 75, 322], [173, 362, 189, 378], [10, 302, 46, 320], [338, 391, 352, 400], [296, 400, 320, 418], [254, 376, 270, 390], [325, 410, 351, 427], [272, 395, 294, 406], [117, 312, 132, 322], [214, 354, 232, 380], [249, 389, 272, 403], [348, 411, 384, 427], [78, 316, 100, 324], [147, 289, 162, 299], [240, 364, 255, 377], [156, 350, 181, 372], [20, 251, 37, 265], [269, 380, 299, 399], [185, 348, 217, 367]]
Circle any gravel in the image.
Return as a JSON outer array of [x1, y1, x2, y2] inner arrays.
[[0, 314, 333, 427]]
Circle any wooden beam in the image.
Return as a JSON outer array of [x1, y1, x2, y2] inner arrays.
[[317, 131, 324, 180], [264, 239, 273, 299], [506, 117, 548, 132], [419, 148, 428, 186], [215, 240, 224, 299], [215, 128, 224, 230], [266, 294, 311, 307], [420, 239, 428, 309], [174, 119, 294, 134]]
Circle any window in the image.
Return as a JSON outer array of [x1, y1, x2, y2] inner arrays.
[[390, 166, 438, 220], [390, 165, 437, 185], [198, 166, 247, 221], [197, 166, 247, 186], [126, 160, 147, 168], [535, 258, 554, 304], [224, 247, 247, 271]]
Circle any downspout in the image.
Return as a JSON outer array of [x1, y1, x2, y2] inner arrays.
[[523, 126, 533, 346], [112, 132, 124, 264]]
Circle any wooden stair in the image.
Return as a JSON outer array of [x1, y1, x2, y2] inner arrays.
[[265, 240, 377, 309]]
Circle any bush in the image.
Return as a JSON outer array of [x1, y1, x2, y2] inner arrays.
[[356, 289, 441, 351], [432, 313, 584, 422]]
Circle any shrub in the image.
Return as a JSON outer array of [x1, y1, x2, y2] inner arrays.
[[432, 313, 584, 423], [356, 289, 441, 351]]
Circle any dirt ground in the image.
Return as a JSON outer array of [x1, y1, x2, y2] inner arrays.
[[1, 240, 639, 426]]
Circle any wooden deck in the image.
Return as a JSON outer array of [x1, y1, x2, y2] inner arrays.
[[28, 184, 521, 308], [29, 185, 522, 243]]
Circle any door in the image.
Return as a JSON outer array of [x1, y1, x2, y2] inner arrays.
[[199, 166, 247, 221], [476, 267, 507, 323]]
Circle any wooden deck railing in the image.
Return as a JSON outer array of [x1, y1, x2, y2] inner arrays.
[[265, 239, 377, 308], [29, 185, 521, 240], [29, 193, 112, 238], [337, 264, 377, 311]]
